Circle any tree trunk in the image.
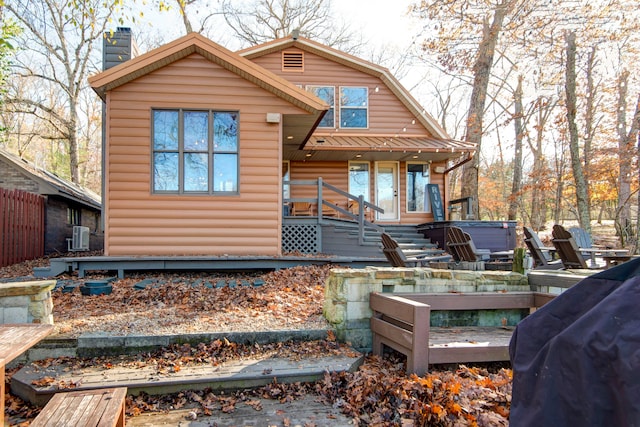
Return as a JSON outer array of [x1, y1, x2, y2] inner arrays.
[[461, 0, 512, 219], [526, 96, 556, 230], [583, 45, 598, 175], [616, 71, 632, 243], [564, 31, 591, 232], [508, 75, 524, 221]]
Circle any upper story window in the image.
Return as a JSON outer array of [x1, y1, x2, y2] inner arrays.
[[406, 162, 430, 212], [282, 51, 304, 71], [340, 86, 368, 128], [307, 86, 335, 128], [152, 109, 239, 194]]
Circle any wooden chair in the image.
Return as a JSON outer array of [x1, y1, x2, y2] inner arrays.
[[445, 226, 491, 262], [348, 200, 372, 222], [321, 200, 341, 218], [381, 233, 450, 267], [523, 226, 562, 269], [562, 225, 630, 268], [551, 224, 592, 269], [291, 202, 313, 216], [568, 226, 600, 250]]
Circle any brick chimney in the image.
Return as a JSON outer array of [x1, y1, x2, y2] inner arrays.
[[102, 27, 139, 70]]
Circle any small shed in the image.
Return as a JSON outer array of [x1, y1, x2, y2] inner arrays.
[[0, 148, 103, 255]]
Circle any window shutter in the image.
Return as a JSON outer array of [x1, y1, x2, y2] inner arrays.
[[282, 51, 304, 71]]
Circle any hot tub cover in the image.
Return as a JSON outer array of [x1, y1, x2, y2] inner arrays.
[[509, 258, 640, 426]]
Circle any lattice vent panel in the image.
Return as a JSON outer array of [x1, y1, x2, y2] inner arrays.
[[282, 224, 320, 254]]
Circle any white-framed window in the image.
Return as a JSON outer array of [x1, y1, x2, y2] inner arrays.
[[152, 109, 239, 194], [340, 86, 368, 128], [349, 161, 370, 201], [306, 85, 335, 128], [282, 160, 290, 199], [406, 162, 430, 212]]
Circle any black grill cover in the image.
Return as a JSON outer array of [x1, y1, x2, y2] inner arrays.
[[509, 258, 640, 426]]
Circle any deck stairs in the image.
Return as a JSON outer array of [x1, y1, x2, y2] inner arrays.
[[320, 220, 448, 260]]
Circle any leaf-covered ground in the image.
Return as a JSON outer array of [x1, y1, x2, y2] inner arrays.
[[2, 256, 511, 426]]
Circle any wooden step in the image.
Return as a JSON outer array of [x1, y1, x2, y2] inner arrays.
[[11, 354, 364, 407]]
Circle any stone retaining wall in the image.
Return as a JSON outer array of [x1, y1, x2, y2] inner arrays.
[[323, 267, 530, 351], [0, 280, 56, 324]]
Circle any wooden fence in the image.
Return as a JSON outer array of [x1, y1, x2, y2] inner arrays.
[[1, 188, 45, 268]]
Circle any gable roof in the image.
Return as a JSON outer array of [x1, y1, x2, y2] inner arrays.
[[238, 36, 452, 141], [0, 148, 101, 209], [89, 32, 328, 119]]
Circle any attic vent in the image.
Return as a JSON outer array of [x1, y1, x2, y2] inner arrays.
[[282, 51, 304, 71]]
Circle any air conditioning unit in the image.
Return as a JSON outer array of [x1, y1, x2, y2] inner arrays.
[[69, 226, 90, 251]]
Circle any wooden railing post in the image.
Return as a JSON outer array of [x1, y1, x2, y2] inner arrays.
[[317, 177, 323, 223], [357, 195, 365, 245]]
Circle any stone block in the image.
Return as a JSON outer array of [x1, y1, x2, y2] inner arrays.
[[323, 300, 346, 325], [0, 280, 56, 297], [30, 290, 52, 302], [0, 295, 30, 308], [4, 306, 28, 323], [125, 335, 172, 349], [28, 301, 48, 321], [342, 328, 372, 351], [374, 269, 416, 280], [430, 270, 455, 280], [78, 333, 125, 349], [346, 280, 381, 302], [28, 346, 77, 360], [450, 270, 482, 281], [345, 301, 371, 322], [345, 318, 370, 330]]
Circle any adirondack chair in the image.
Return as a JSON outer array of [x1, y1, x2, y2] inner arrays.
[[321, 200, 341, 218], [551, 224, 592, 269], [291, 202, 314, 216], [445, 226, 491, 262], [567, 226, 630, 267], [568, 226, 600, 250], [523, 226, 562, 269], [348, 200, 373, 222], [380, 233, 451, 267]]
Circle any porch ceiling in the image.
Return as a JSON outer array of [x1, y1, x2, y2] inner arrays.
[[282, 134, 476, 162]]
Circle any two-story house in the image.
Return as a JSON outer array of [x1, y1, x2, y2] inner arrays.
[[89, 30, 475, 257]]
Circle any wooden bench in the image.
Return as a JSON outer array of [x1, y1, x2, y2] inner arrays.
[[370, 291, 555, 375], [31, 387, 127, 427]]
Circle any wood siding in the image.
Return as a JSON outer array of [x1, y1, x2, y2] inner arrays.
[[253, 48, 451, 224], [250, 48, 435, 137], [105, 53, 309, 256]]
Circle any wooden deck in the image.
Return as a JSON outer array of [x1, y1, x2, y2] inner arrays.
[[34, 254, 387, 278]]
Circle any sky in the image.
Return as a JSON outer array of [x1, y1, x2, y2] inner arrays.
[[129, 0, 419, 52], [333, 0, 417, 46]]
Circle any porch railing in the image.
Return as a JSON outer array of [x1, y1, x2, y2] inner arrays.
[[284, 177, 384, 245]]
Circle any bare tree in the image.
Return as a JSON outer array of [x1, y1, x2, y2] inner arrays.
[[0, 9, 21, 140], [169, 0, 223, 35], [507, 75, 524, 220], [564, 30, 591, 231], [220, 0, 362, 52], [3, 0, 118, 184]]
